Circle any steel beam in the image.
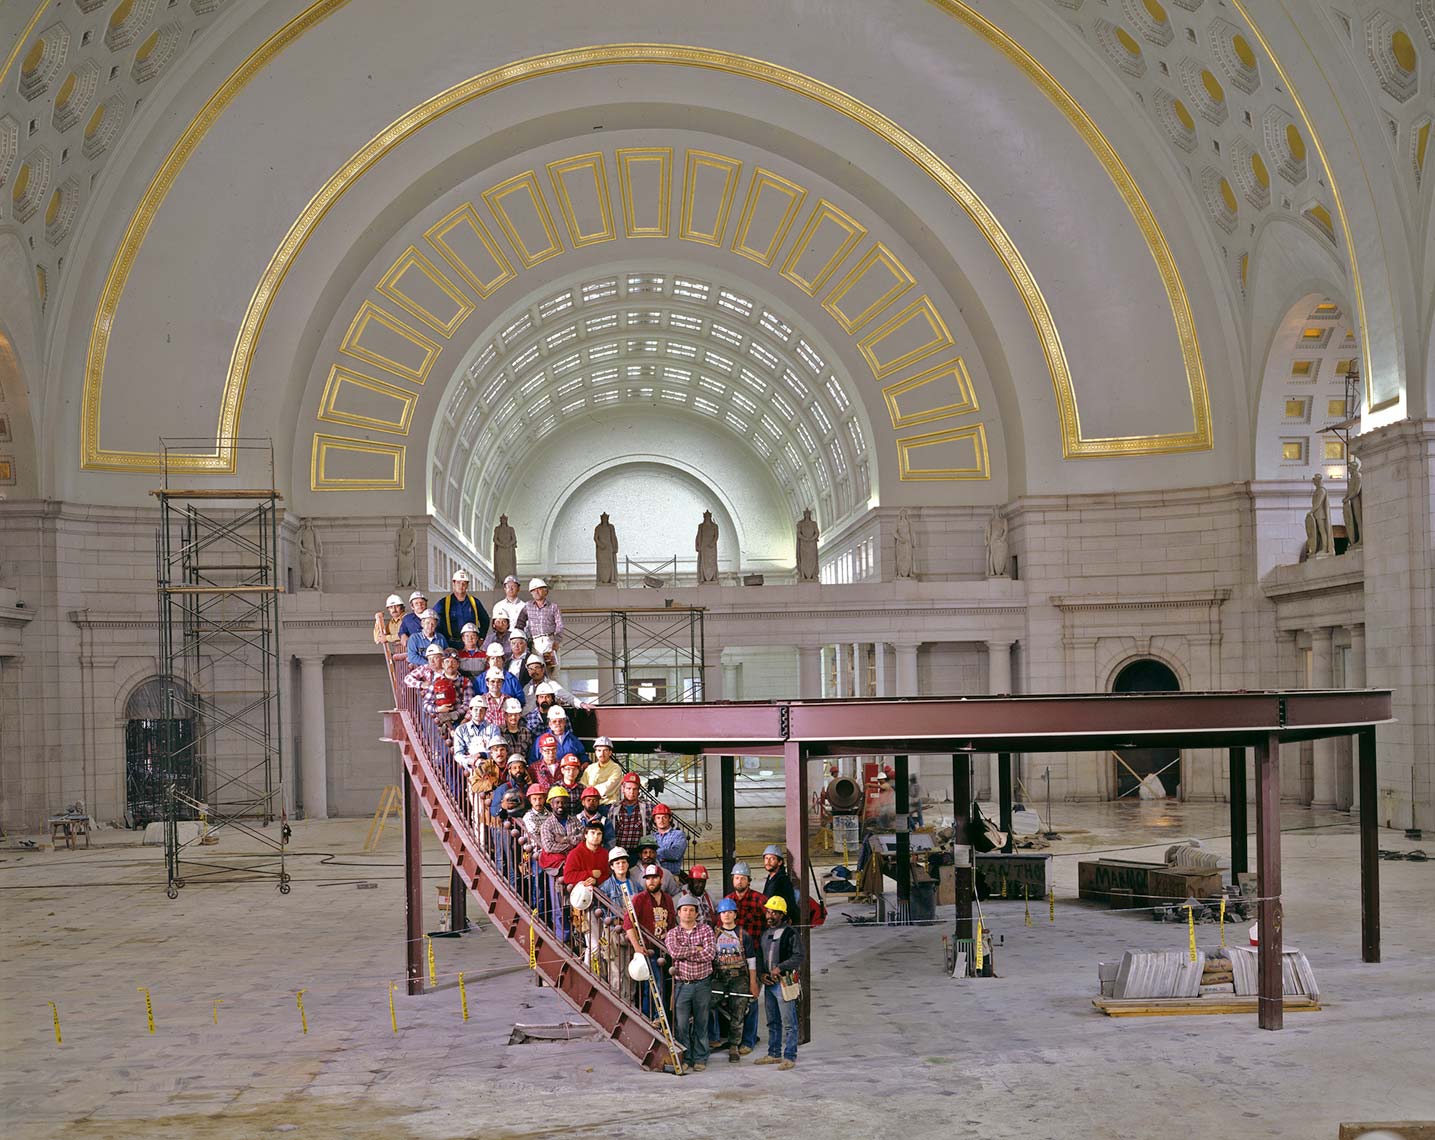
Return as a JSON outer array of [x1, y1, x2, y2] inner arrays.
[[1229, 746, 1248, 877], [952, 754, 973, 946], [720, 754, 736, 892], [1254, 732, 1282, 1030], [403, 764, 425, 996], [1358, 727, 1380, 963], [450, 865, 468, 933], [894, 755, 911, 903], [998, 751, 1014, 854], [783, 739, 812, 1045]]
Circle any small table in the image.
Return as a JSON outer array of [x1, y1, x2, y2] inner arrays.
[[48, 815, 91, 850]]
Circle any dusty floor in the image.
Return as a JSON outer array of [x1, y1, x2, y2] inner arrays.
[[1, 801, 1432, 1140]]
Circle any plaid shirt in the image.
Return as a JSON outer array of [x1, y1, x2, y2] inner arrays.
[[424, 672, 472, 716], [724, 887, 769, 943], [664, 922, 716, 982], [524, 599, 564, 642], [611, 800, 651, 851]]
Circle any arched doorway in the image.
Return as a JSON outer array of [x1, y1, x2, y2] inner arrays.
[[1111, 659, 1181, 799], [124, 676, 200, 828]]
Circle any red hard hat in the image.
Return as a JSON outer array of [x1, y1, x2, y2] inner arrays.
[[525, 783, 545, 797], [652, 803, 671, 816], [580, 785, 600, 798], [538, 733, 557, 748], [560, 753, 582, 768], [689, 864, 708, 879], [621, 772, 640, 785]]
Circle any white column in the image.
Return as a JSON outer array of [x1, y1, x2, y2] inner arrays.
[[1347, 625, 1366, 809], [722, 660, 740, 702], [852, 642, 868, 697], [987, 640, 1013, 796], [1311, 627, 1337, 808], [874, 642, 891, 697], [819, 645, 833, 697], [297, 655, 328, 820], [797, 645, 824, 700], [835, 641, 851, 698], [895, 642, 920, 697]]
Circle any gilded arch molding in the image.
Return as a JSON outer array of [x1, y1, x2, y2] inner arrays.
[[80, 10, 1217, 474]]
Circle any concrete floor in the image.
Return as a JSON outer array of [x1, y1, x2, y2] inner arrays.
[[1, 801, 1431, 1140]]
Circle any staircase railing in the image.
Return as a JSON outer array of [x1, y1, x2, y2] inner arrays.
[[380, 643, 678, 1071]]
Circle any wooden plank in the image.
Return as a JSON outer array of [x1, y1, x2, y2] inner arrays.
[[152, 488, 284, 499], [1093, 996, 1320, 1017]]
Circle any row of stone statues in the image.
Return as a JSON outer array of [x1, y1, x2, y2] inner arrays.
[[1304, 458, 1363, 559]]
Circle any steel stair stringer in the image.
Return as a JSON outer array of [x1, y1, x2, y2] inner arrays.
[[390, 708, 675, 1072]]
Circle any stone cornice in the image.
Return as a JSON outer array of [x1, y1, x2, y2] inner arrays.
[[1049, 590, 1230, 613], [1350, 416, 1435, 461]]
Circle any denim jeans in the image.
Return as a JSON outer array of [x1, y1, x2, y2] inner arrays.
[[764, 983, 798, 1061], [673, 976, 713, 1067]]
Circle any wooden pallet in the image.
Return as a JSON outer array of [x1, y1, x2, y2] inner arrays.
[[1093, 995, 1321, 1017]]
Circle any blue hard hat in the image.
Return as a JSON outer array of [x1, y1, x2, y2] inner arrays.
[[716, 898, 738, 914]]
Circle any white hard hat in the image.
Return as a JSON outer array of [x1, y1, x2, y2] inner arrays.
[[528, 577, 547, 590], [502, 697, 523, 713], [509, 628, 529, 642], [546, 703, 567, 720], [486, 667, 505, 681], [525, 654, 545, 668], [419, 609, 438, 621], [608, 846, 630, 863], [424, 644, 444, 658], [536, 681, 561, 696], [385, 594, 404, 607], [468, 694, 484, 706], [593, 736, 613, 749], [628, 955, 651, 982], [460, 622, 479, 634], [569, 882, 593, 911], [533, 634, 555, 654], [485, 644, 506, 657], [408, 591, 427, 602], [503, 575, 520, 585], [452, 570, 470, 583]]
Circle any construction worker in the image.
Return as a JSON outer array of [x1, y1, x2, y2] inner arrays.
[[664, 894, 717, 1072], [372, 593, 405, 652], [651, 804, 687, 876], [761, 843, 798, 916], [611, 772, 651, 851], [685, 865, 717, 927], [634, 836, 681, 897], [435, 570, 489, 645], [575, 786, 614, 845], [405, 609, 448, 666], [724, 862, 767, 1054], [623, 864, 676, 1019], [397, 590, 428, 647], [711, 898, 760, 1063], [582, 737, 625, 804], [754, 895, 802, 1070]]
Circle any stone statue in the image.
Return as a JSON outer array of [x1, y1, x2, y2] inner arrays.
[[492, 514, 517, 587], [985, 508, 1009, 578], [594, 512, 619, 585], [695, 510, 719, 584], [297, 518, 322, 591], [795, 508, 820, 582], [1305, 473, 1333, 558], [894, 508, 916, 579], [394, 518, 417, 589], [1342, 456, 1362, 549]]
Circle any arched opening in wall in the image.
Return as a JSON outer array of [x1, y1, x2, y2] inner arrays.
[[1111, 659, 1181, 799], [123, 675, 199, 829]]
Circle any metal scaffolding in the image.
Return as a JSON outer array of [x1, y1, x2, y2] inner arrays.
[[561, 605, 706, 704], [154, 439, 288, 898]]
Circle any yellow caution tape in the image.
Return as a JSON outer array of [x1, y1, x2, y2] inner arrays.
[[1218, 896, 1227, 948], [1024, 885, 1032, 927], [48, 1001, 61, 1045], [1186, 905, 1197, 962], [137, 987, 155, 1034], [212, 999, 223, 1026], [426, 936, 437, 987], [529, 908, 538, 970], [1048, 887, 1055, 924], [458, 971, 469, 1023], [974, 921, 984, 972], [388, 982, 398, 1034], [1001, 874, 1008, 899], [296, 990, 309, 1035]]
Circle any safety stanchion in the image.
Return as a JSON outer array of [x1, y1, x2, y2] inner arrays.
[[1186, 905, 1197, 962], [1048, 886, 1055, 924], [296, 990, 309, 1034], [48, 1001, 61, 1045], [1218, 896, 1227, 948], [1024, 885, 1032, 927], [426, 936, 437, 987], [974, 921, 984, 972], [388, 982, 399, 1034], [458, 971, 469, 1022], [137, 987, 155, 1034]]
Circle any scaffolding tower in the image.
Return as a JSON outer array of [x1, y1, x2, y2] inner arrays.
[[561, 605, 707, 704], [154, 439, 288, 898]]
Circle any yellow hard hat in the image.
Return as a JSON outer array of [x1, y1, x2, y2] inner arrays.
[[764, 895, 788, 914], [545, 786, 570, 802]]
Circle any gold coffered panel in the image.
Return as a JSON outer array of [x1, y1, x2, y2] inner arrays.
[[858, 297, 953, 379], [616, 147, 672, 237], [679, 150, 742, 246], [375, 248, 474, 337], [311, 433, 405, 491], [823, 244, 916, 334], [730, 169, 808, 267], [781, 201, 867, 296], [424, 203, 517, 298], [483, 171, 563, 266], [546, 152, 616, 247], [317, 366, 417, 435], [897, 423, 990, 480], [338, 302, 443, 384], [882, 358, 979, 427]]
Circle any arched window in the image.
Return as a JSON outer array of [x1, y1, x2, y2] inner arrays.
[[1110, 659, 1182, 800], [123, 676, 200, 828]]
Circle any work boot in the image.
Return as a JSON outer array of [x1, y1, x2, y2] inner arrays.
[[778, 1059, 796, 1071], [738, 1045, 753, 1055], [754, 1055, 781, 1065], [729, 1048, 741, 1063]]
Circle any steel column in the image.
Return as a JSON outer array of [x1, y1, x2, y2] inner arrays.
[[1254, 732, 1282, 1030], [1358, 727, 1380, 963], [450, 865, 468, 933], [894, 754, 911, 902], [783, 738, 811, 1044], [952, 754, 973, 944], [998, 751, 1014, 854], [1229, 746, 1248, 876], [404, 768, 425, 995], [721, 754, 737, 892]]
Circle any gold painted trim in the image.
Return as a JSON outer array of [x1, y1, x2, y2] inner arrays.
[[897, 422, 990, 480], [730, 168, 807, 267], [0, 0, 49, 88], [857, 295, 953, 380], [424, 202, 516, 299], [823, 243, 916, 334], [780, 200, 867, 296], [616, 146, 672, 237], [311, 433, 405, 491], [375, 246, 474, 338], [1226, 0, 1383, 412], [337, 301, 443, 384], [546, 152, 616, 247], [679, 149, 741, 246], [928, 0, 1213, 455], [882, 357, 980, 427], [317, 365, 418, 435]]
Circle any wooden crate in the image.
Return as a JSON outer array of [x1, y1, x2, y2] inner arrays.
[[1147, 867, 1224, 904], [1077, 860, 1163, 904]]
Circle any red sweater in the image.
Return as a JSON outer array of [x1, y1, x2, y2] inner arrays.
[[562, 843, 611, 888]]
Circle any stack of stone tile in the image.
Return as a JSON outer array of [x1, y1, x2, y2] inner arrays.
[[1218, 947, 1320, 1000], [1111, 949, 1206, 999]]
